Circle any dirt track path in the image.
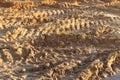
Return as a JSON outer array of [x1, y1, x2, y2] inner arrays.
[[0, 0, 120, 80]]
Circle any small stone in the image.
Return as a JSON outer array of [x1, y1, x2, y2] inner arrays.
[[53, 53, 58, 58], [22, 75, 27, 79], [22, 68, 26, 72], [103, 72, 108, 78], [44, 52, 48, 58], [45, 63, 50, 67]]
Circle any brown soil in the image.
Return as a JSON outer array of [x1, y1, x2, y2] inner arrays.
[[0, 0, 120, 80]]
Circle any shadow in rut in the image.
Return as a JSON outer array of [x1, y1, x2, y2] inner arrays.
[[0, 2, 14, 8]]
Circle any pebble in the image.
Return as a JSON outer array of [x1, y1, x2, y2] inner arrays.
[[22, 68, 26, 72]]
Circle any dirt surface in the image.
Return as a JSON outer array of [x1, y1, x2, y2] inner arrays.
[[104, 73, 120, 80], [0, 0, 120, 80]]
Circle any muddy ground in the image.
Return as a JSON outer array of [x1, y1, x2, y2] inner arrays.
[[0, 0, 120, 80]]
